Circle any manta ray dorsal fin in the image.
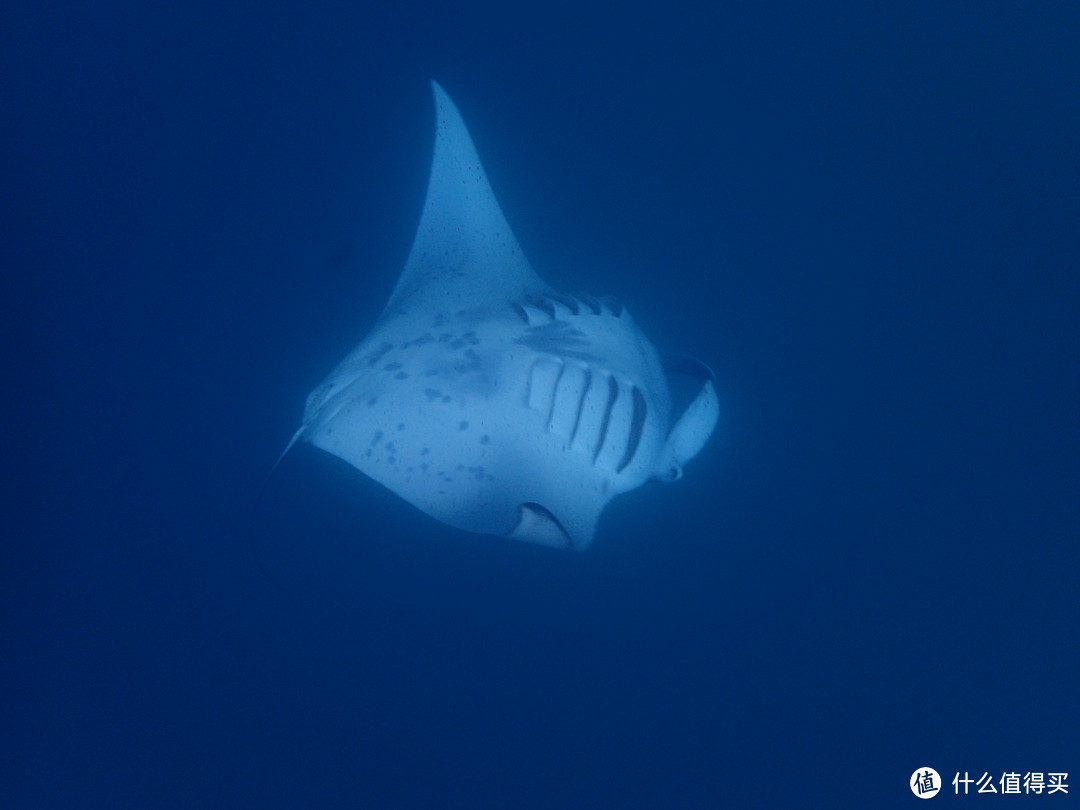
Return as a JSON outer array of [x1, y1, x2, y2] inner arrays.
[[382, 81, 546, 318]]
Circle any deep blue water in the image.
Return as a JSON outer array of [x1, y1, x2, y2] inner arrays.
[[3, 2, 1078, 807]]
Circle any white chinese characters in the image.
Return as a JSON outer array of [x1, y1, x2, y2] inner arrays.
[[952, 771, 1068, 795]]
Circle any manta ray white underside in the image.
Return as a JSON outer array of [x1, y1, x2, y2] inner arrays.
[[285, 82, 718, 550]]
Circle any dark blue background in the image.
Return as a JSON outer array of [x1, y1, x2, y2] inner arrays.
[[3, 1, 1077, 807]]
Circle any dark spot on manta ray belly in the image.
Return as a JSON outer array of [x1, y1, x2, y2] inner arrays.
[[448, 331, 481, 351], [459, 421, 469, 431], [401, 333, 434, 349]]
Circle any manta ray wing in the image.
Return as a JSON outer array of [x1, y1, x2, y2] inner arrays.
[[290, 82, 719, 550]]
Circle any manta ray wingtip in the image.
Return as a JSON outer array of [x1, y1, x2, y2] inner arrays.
[[429, 79, 451, 106]]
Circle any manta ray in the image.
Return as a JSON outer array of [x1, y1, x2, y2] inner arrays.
[[283, 82, 718, 550]]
